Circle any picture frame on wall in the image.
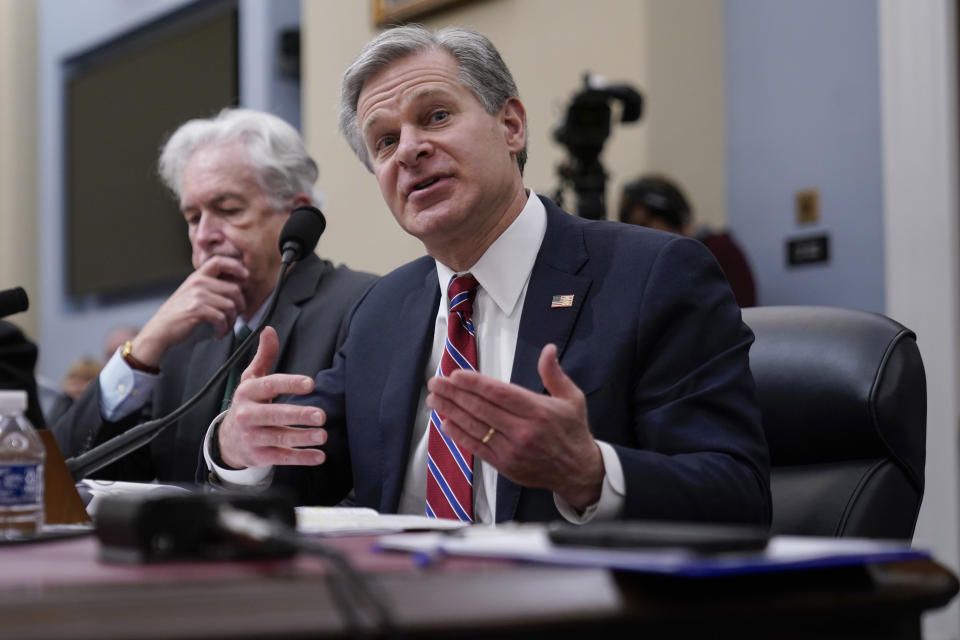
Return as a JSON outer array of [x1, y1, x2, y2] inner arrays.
[[372, 0, 471, 27]]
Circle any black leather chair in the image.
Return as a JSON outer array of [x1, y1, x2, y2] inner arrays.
[[742, 306, 925, 539]]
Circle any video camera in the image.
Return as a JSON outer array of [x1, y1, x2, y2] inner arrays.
[[553, 74, 643, 220]]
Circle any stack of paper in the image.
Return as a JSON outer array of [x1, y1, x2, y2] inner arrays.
[[376, 527, 929, 576]]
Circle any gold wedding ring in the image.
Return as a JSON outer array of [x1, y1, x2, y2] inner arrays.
[[481, 427, 496, 445]]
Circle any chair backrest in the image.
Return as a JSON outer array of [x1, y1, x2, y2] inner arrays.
[[742, 306, 925, 539]]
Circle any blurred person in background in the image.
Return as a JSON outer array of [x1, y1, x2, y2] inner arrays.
[[101, 326, 139, 365], [619, 174, 756, 307]]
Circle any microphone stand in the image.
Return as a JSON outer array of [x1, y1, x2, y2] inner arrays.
[[66, 252, 297, 481]]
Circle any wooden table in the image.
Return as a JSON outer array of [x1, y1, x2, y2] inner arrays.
[[1, 533, 956, 639]]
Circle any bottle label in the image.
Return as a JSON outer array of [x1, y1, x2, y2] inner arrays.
[[0, 464, 42, 506]]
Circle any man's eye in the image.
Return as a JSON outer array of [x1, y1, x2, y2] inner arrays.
[[376, 136, 397, 152], [430, 110, 449, 124]]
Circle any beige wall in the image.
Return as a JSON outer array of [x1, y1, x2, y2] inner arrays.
[[0, 0, 37, 336], [645, 0, 726, 228], [0, 0, 725, 334], [303, 0, 726, 275], [12, 11, 952, 611]]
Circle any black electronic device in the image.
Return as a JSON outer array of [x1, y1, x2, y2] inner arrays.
[[94, 490, 397, 635], [0, 287, 28, 319], [787, 233, 830, 266], [95, 492, 297, 563], [279, 205, 326, 262], [65, 0, 239, 301], [547, 520, 770, 554], [553, 73, 643, 220]]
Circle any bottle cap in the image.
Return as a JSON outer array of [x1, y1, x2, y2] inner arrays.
[[0, 390, 27, 412]]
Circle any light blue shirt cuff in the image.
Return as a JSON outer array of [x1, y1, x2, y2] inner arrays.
[[98, 349, 160, 421], [202, 411, 274, 490], [554, 440, 625, 524]]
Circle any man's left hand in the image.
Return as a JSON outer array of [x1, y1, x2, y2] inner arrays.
[[426, 343, 604, 511]]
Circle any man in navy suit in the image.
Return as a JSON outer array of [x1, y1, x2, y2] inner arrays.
[[207, 26, 770, 525]]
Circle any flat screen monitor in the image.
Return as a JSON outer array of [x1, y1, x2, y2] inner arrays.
[[64, 1, 239, 300]]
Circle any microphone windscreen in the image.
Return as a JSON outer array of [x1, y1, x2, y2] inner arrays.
[[279, 206, 326, 260], [0, 287, 28, 319]]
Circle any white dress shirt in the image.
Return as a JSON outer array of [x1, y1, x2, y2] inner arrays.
[[207, 191, 625, 523]]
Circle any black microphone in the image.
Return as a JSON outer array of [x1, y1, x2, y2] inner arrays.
[[0, 287, 28, 319], [65, 206, 328, 480], [280, 205, 326, 262]]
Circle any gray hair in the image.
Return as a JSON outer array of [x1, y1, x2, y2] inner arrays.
[[339, 25, 526, 174], [158, 108, 324, 210]]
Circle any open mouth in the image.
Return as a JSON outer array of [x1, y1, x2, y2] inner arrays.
[[413, 177, 440, 191]]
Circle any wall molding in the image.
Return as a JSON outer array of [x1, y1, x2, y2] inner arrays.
[[879, 0, 960, 635]]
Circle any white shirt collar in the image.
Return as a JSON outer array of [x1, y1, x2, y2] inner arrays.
[[235, 298, 269, 335], [435, 190, 547, 314]]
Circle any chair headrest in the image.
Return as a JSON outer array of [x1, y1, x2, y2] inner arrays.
[[742, 306, 925, 493]]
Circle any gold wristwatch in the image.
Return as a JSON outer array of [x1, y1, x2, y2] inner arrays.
[[121, 340, 160, 375]]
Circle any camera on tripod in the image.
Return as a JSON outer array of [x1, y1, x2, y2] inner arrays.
[[553, 74, 643, 220]]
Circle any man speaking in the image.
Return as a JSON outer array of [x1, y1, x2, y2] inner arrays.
[[53, 108, 375, 483], [210, 28, 770, 525]]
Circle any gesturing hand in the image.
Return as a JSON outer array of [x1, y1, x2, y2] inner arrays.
[[426, 343, 605, 511], [218, 327, 329, 470]]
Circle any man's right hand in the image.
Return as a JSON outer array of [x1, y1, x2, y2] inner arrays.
[[129, 256, 249, 368], [218, 327, 328, 470]]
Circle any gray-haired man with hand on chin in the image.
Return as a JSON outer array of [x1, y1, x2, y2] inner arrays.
[[54, 108, 375, 483]]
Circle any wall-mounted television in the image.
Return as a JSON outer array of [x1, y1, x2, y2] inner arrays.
[[64, 0, 239, 301]]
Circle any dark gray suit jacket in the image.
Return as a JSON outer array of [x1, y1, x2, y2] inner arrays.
[[52, 254, 376, 482]]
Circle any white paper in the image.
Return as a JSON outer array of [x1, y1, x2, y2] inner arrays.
[[376, 527, 930, 575], [296, 506, 469, 535], [79, 479, 190, 516]]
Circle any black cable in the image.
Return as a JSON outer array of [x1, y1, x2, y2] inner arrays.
[[216, 506, 397, 638]]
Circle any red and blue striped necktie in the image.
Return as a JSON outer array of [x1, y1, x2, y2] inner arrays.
[[426, 273, 479, 522]]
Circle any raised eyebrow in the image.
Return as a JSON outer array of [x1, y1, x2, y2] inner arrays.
[[362, 87, 456, 136], [410, 86, 456, 105], [361, 113, 383, 140]]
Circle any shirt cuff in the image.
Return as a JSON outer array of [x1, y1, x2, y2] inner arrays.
[[554, 440, 625, 524], [98, 348, 159, 421], [202, 411, 274, 490]]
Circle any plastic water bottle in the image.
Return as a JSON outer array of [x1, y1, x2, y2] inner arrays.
[[0, 390, 45, 538]]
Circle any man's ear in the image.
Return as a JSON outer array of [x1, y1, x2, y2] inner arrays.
[[289, 193, 312, 210], [501, 97, 527, 155]]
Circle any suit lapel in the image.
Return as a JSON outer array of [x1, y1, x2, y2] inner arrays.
[[497, 200, 592, 523], [270, 256, 328, 371], [378, 267, 440, 512], [178, 256, 326, 479], [177, 331, 233, 475]]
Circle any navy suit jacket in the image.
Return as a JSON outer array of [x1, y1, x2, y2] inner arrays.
[[276, 197, 771, 525]]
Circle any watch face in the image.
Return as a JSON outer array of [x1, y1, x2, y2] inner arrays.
[[121, 341, 157, 374]]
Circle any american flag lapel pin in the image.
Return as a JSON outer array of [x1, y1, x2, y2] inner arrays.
[[551, 294, 575, 308]]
